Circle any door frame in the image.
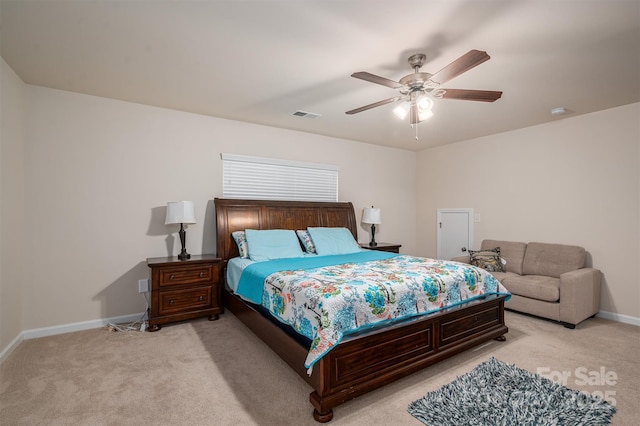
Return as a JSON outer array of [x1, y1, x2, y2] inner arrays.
[[437, 208, 474, 259]]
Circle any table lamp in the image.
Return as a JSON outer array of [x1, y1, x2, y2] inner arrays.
[[362, 206, 381, 247], [165, 201, 196, 260]]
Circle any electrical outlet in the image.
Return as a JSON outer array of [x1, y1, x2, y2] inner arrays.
[[138, 279, 150, 293]]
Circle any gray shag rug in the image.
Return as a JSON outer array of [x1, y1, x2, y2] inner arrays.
[[408, 357, 616, 426]]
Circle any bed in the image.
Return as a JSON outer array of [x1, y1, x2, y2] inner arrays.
[[215, 198, 509, 422]]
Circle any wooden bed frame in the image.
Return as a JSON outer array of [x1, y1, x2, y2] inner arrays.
[[214, 198, 508, 422]]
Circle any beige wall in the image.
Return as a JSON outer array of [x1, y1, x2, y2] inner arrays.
[[1, 63, 638, 355], [416, 103, 640, 319], [1, 58, 26, 351], [22, 85, 417, 330]]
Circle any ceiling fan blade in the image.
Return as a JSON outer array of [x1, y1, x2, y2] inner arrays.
[[430, 50, 491, 85], [345, 96, 402, 115], [441, 89, 503, 102], [351, 72, 403, 89]]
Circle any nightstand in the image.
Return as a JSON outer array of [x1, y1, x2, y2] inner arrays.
[[359, 242, 402, 253], [146, 254, 223, 331]]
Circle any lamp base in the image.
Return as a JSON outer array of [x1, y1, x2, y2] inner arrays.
[[369, 224, 377, 247], [178, 224, 190, 260]]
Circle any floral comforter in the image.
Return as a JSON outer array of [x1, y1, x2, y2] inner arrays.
[[239, 253, 510, 368]]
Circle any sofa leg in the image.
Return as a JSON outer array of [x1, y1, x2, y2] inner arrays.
[[561, 322, 576, 329], [589, 314, 596, 319]]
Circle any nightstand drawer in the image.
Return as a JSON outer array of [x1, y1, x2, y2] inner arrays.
[[159, 287, 213, 315], [159, 264, 215, 287]]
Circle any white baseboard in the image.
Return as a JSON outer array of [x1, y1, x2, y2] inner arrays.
[[597, 310, 640, 327], [0, 312, 145, 365], [0, 332, 24, 365], [21, 312, 144, 340]]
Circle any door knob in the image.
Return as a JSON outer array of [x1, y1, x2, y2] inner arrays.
[[461, 247, 467, 252]]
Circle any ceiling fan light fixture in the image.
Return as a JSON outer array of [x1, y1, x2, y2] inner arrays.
[[418, 109, 434, 121], [393, 102, 410, 120], [416, 94, 434, 121], [416, 95, 433, 112]]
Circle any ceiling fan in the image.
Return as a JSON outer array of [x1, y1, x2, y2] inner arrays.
[[346, 50, 502, 126]]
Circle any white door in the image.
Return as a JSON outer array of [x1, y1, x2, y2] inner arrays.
[[437, 209, 473, 260]]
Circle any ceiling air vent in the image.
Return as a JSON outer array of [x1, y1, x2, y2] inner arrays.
[[292, 110, 322, 119]]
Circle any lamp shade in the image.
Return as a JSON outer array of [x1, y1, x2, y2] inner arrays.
[[165, 201, 196, 225], [362, 207, 381, 225]]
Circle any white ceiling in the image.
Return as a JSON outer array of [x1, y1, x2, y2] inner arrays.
[[1, 0, 639, 151]]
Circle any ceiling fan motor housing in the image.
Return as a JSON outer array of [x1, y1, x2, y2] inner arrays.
[[408, 53, 427, 70], [400, 72, 435, 91]]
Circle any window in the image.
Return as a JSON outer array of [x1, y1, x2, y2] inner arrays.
[[221, 153, 338, 202]]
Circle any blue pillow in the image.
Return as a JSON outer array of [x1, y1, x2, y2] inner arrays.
[[307, 227, 362, 256], [245, 229, 304, 262]]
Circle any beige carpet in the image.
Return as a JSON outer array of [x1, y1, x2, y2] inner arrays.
[[1, 311, 638, 425]]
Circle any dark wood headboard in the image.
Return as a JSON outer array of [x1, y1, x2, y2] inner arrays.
[[214, 198, 358, 262]]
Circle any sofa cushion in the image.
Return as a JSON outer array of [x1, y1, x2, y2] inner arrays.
[[469, 247, 505, 272], [502, 275, 560, 302], [522, 242, 586, 278], [481, 240, 527, 275], [488, 271, 519, 282]]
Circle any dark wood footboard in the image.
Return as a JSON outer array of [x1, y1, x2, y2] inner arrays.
[[225, 288, 508, 422]]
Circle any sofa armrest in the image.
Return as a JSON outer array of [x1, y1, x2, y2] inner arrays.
[[559, 268, 602, 326], [450, 255, 470, 264]]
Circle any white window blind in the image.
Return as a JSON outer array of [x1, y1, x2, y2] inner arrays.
[[221, 153, 339, 202]]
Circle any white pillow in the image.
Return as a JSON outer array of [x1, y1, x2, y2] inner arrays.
[[296, 230, 317, 254], [231, 231, 249, 258]]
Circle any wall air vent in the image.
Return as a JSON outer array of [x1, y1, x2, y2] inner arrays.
[[292, 110, 322, 119]]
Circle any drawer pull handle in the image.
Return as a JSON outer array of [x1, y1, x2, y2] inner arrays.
[[474, 315, 478, 322], [199, 272, 204, 277], [198, 296, 204, 301], [170, 274, 175, 280], [169, 299, 175, 305]]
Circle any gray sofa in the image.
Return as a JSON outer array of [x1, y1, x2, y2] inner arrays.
[[454, 239, 601, 328]]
